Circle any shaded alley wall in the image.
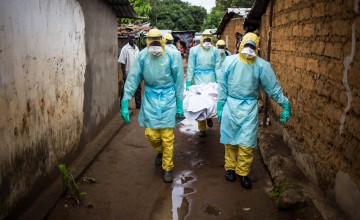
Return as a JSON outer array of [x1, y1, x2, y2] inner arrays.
[[0, 0, 86, 218], [259, 0, 359, 219], [0, 0, 120, 218], [77, 0, 119, 145]]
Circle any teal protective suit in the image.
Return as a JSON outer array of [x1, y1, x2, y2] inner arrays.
[[219, 50, 232, 66], [186, 45, 221, 85], [123, 47, 184, 128], [218, 55, 289, 148], [166, 44, 178, 50]]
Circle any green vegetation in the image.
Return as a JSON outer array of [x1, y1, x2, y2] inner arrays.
[[120, 0, 152, 23], [58, 164, 86, 205], [203, 0, 254, 29], [122, 0, 206, 32], [270, 181, 289, 201], [121, 0, 255, 32], [150, 0, 206, 31]]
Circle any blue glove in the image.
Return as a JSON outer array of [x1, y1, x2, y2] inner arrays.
[[176, 99, 184, 118], [121, 99, 130, 124], [217, 101, 224, 123], [186, 81, 192, 91], [280, 103, 291, 123]]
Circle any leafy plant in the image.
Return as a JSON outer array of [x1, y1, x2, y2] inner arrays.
[[151, 0, 207, 31], [120, 0, 152, 24], [120, 0, 207, 32], [58, 164, 86, 205], [203, 0, 255, 29]]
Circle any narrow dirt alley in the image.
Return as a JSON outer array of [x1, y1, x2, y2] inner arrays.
[[46, 105, 322, 220]]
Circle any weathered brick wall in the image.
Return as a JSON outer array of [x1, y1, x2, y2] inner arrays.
[[259, 0, 360, 218], [220, 14, 246, 54]]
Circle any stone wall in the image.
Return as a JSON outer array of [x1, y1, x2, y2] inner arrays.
[[259, 0, 360, 219], [220, 14, 246, 54]]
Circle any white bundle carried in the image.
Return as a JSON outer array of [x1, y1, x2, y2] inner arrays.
[[183, 83, 218, 121]]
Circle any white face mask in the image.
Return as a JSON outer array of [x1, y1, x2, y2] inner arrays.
[[218, 49, 225, 54], [148, 46, 163, 56], [203, 42, 211, 49], [241, 47, 256, 59]]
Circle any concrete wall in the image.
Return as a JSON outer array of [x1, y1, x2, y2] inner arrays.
[[78, 0, 119, 145], [0, 0, 86, 218], [220, 14, 246, 54], [259, 0, 360, 219], [0, 0, 119, 218]]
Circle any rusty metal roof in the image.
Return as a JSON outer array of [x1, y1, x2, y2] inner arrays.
[[244, 0, 270, 31], [215, 8, 251, 35], [105, 0, 137, 18]]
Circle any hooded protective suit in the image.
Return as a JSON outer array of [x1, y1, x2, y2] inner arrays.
[[218, 33, 290, 179], [121, 29, 184, 177], [123, 48, 184, 128], [216, 40, 231, 65], [186, 31, 221, 136], [165, 33, 177, 50], [186, 31, 221, 86]]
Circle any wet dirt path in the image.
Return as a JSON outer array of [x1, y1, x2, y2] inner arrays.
[[47, 108, 321, 220], [46, 57, 322, 219]]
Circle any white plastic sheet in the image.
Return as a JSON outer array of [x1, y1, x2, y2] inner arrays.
[[183, 83, 218, 121]]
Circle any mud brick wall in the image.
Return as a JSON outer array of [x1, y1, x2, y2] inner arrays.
[[259, 0, 360, 219], [220, 14, 246, 54]]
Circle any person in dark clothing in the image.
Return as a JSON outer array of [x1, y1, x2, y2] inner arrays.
[[118, 33, 141, 108], [235, 32, 243, 54]]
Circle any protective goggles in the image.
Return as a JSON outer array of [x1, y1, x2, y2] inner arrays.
[[244, 40, 256, 50]]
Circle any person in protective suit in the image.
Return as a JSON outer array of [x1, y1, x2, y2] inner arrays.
[[186, 30, 221, 138], [165, 33, 182, 60], [217, 33, 291, 189], [165, 33, 177, 50], [121, 28, 184, 183], [216, 39, 231, 66]]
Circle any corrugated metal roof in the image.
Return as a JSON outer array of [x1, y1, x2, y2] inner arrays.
[[227, 8, 252, 17], [244, 0, 270, 30], [105, 0, 137, 18], [215, 8, 251, 35]]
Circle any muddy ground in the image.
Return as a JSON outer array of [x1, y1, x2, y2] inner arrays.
[[45, 57, 324, 220], [46, 103, 322, 220]]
